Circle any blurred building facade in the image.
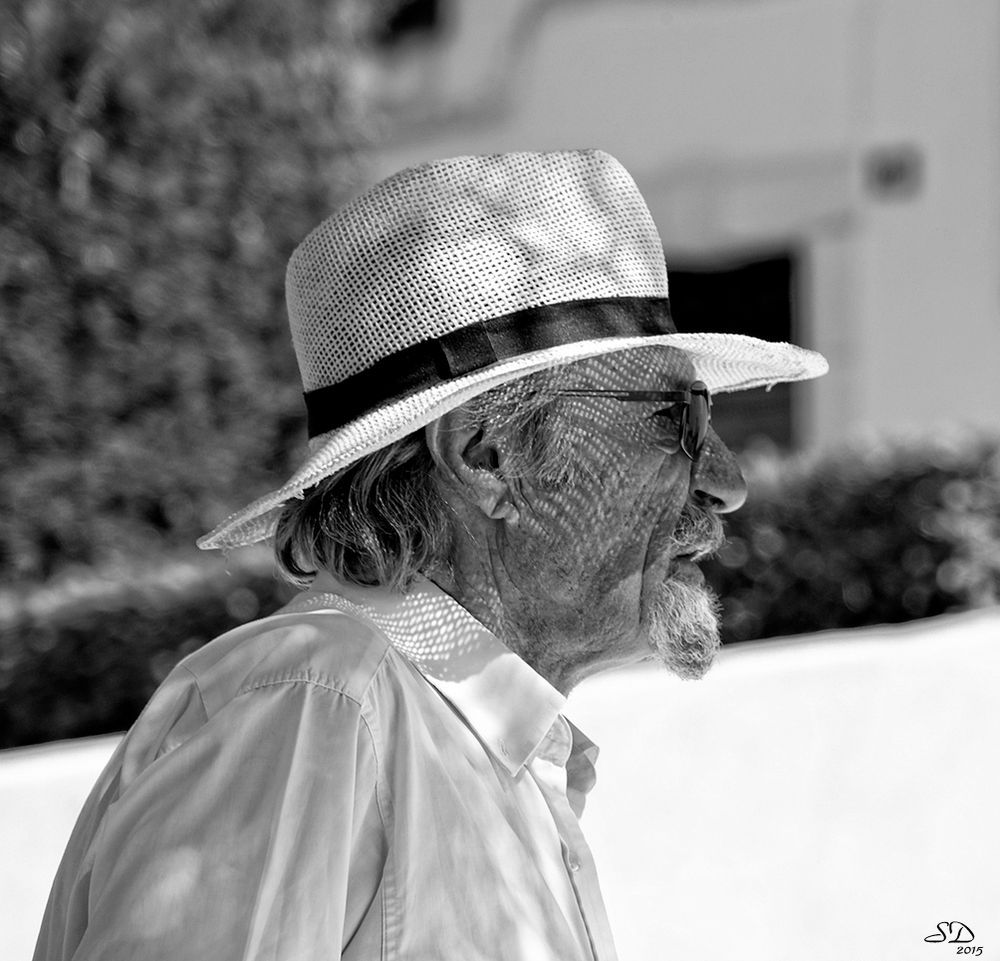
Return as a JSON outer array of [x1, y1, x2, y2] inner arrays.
[[361, 0, 1000, 450]]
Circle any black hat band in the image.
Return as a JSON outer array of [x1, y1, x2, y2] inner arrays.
[[303, 296, 674, 439]]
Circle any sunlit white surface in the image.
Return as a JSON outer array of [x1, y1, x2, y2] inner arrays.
[[1, 735, 120, 959], [2, 610, 998, 960], [569, 608, 1000, 961]]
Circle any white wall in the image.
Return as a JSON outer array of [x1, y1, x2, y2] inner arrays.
[[569, 610, 1000, 961], [852, 0, 1000, 440], [1, 736, 120, 960]]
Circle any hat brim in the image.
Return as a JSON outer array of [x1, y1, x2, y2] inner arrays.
[[197, 333, 827, 550]]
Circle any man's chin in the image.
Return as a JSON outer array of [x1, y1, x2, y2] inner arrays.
[[645, 574, 722, 680]]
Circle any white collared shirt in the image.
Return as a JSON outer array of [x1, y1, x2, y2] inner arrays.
[[34, 575, 618, 961]]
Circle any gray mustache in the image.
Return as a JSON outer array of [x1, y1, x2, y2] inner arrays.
[[668, 504, 726, 559]]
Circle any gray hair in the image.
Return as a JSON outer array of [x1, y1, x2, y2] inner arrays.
[[274, 369, 573, 590]]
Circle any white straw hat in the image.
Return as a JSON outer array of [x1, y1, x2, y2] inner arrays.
[[198, 149, 827, 551]]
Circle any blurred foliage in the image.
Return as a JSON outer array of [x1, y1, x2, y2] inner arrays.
[[2, 432, 998, 748], [0, 549, 294, 749], [703, 432, 1000, 642], [0, 0, 375, 583]]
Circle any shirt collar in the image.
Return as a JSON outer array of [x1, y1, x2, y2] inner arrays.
[[298, 572, 568, 776]]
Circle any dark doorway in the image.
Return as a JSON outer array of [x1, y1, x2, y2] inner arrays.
[[667, 253, 797, 449], [374, 0, 445, 47]]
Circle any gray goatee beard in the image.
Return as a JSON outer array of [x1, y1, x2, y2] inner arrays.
[[646, 576, 722, 679], [646, 504, 725, 679]]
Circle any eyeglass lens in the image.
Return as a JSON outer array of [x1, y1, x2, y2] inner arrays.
[[681, 382, 710, 460]]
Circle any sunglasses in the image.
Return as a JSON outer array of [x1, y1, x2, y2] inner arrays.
[[554, 380, 712, 462]]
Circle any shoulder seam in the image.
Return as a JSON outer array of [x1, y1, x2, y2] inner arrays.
[[237, 675, 363, 708], [235, 643, 392, 706]]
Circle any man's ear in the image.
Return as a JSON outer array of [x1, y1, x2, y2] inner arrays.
[[425, 411, 520, 524]]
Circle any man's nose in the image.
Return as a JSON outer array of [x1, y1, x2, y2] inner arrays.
[[689, 430, 747, 514]]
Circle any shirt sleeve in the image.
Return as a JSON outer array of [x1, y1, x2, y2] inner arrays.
[[34, 670, 384, 961]]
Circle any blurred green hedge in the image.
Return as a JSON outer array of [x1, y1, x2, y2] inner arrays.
[[0, 550, 294, 749], [2, 432, 998, 749], [703, 431, 1000, 642], [0, 0, 370, 584]]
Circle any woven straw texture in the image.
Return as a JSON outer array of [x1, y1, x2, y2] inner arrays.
[[199, 150, 828, 550], [287, 150, 668, 391]]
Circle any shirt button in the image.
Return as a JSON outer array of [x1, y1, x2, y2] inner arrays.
[[567, 856, 581, 872]]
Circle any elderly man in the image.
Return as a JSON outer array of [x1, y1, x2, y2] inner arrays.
[[35, 150, 826, 961]]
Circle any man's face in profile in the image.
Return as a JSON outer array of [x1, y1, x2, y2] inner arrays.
[[496, 346, 745, 681]]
